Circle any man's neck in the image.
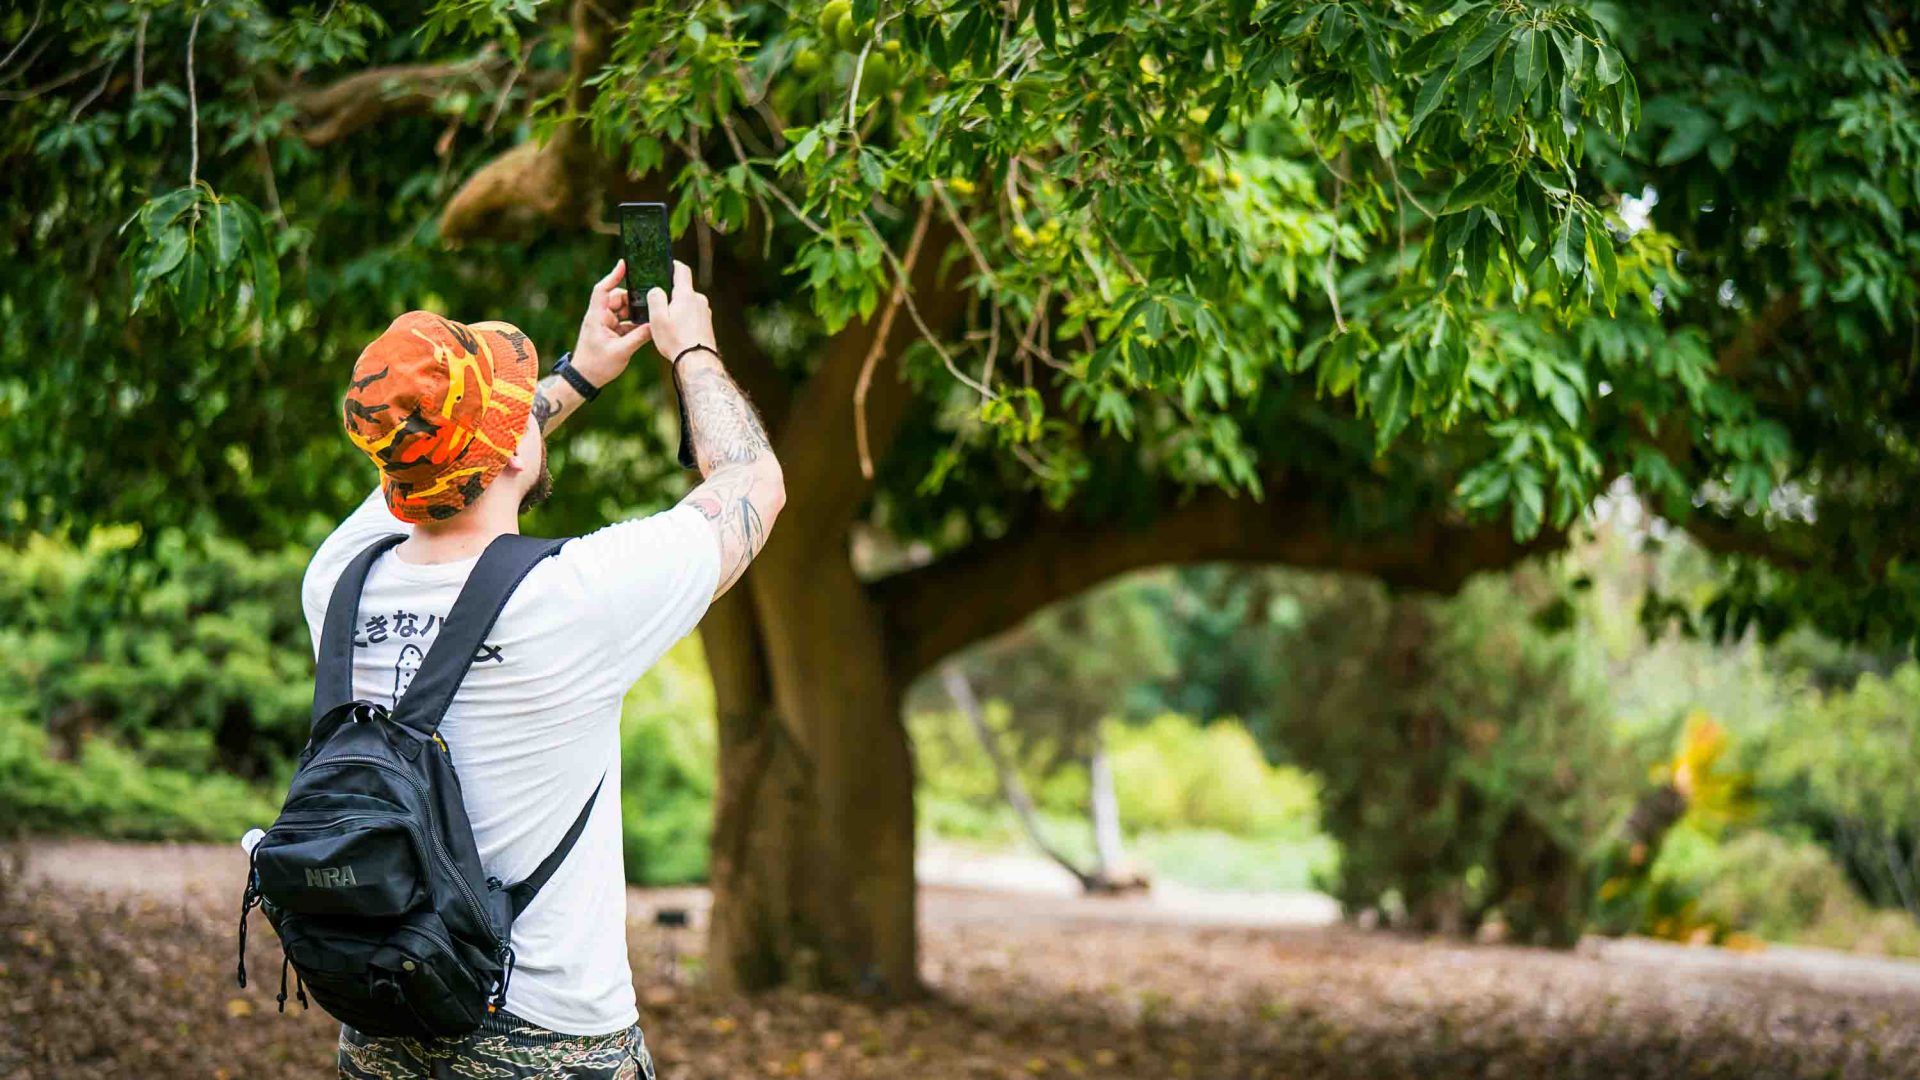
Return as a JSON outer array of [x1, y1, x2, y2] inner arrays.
[[397, 498, 519, 565]]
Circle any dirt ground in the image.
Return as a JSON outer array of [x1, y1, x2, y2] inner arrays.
[[5, 841, 1919, 1080]]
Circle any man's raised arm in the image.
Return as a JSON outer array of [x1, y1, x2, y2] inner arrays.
[[649, 262, 786, 599]]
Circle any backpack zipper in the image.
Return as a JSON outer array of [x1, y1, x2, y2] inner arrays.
[[300, 754, 501, 951]]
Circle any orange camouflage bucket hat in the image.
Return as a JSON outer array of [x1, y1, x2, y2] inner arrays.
[[342, 311, 539, 523]]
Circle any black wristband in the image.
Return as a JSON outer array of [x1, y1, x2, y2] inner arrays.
[[552, 352, 600, 402], [672, 343, 721, 367]]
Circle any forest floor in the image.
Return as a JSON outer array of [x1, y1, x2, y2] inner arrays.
[[7, 840, 1920, 1080]]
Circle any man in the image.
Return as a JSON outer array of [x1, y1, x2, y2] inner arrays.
[[302, 260, 784, 1078]]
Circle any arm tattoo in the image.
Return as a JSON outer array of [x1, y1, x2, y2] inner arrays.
[[531, 377, 562, 434], [680, 363, 772, 470], [686, 469, 770, 594], [675, 357, 781, 598]]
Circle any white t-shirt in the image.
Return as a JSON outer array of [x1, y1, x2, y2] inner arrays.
[[299, 490, 718, 1036]]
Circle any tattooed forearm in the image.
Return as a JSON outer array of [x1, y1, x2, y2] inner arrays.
[[531, 373, 583, 435], [684, 469, 773, 595], [679, 359, 772, 471], [674, 353, 784, 599]]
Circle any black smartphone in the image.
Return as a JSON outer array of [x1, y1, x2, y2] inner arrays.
[[619, 202, 673, 321], [620, 201, 696, 468]]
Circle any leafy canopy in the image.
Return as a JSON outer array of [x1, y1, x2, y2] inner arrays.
[[3, 1, 1917, 649]]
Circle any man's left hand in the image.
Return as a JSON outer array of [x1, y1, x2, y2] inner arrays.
[[570, 261, 653, 385]]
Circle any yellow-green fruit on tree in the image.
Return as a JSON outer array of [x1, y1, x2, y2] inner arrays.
[[861, 54, 894, 94], [793, 47, 823, 75], [833, 9, 861, 51], [815, 0, 850, 38]]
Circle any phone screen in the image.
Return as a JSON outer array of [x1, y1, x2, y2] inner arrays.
[[619, 202, 673, 319]]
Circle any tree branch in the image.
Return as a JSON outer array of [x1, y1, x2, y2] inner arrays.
[[291, 50, 561, 147], [1679, 509, 1820, 574], [1716, 293, 1802, 379], [441, 1, 614, 244], [770, 217, 969, 553], [872, 481, 1558, 682]]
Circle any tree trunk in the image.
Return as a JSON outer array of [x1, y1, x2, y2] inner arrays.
[[704, 546, 918, 996], [1088, 726, 1127, 880], [940, 664, 1101, 891]]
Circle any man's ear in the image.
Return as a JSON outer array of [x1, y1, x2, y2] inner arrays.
[[505, 414, 542, 474]]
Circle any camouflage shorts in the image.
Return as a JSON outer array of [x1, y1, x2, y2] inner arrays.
[[338, 1011, 656, 1080]]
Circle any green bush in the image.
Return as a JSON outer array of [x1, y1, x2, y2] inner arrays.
[[619, 636, 718, 886], [1694, 832, 1860, 941], [1108, 715, 1320, 838], [0, 709, 277, 841], [0, 529, 315, 778], [1765, 664, 1920, 919], [913, 705, 1321, 841], [1272, 571, 1631, 944]]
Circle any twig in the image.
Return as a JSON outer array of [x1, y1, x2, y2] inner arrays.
[[980, 299, 1001, 400], [845, 12, 896, 144], [246, 84, 287, 224], [68, 56, 117, 122], [187, 4, 203, 190], [759, 167, 831, 239], [862, 210, 994, 400], [0, 54, 98, 99], [847, 36, 875, 139], [855, 198, 935, 479], [716, 115, 777, 241], [1103, 233, 1146, 286], [752, 98, 788, 150], [0, 1, 43, 78], [695, 214, 714, 284], [1324, 154, 1347, 334], [483, 42, 531, 134], [1015, 282, 1052, 385], [933, 180, 995, 285], [132, 9, 145, 95]]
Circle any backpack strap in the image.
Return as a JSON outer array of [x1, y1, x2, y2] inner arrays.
[[506, 774, 605, 919], [388, 533, 569, 739], [312, 534, 407, 725]]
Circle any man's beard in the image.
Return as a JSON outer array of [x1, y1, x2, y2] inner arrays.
[[518, 443, 553, 513]]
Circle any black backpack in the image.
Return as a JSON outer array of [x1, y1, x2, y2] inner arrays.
[[236, 533, 600, 1039]]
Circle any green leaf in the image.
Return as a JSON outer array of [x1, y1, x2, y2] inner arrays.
[[1517, 174, 1551, 246], [144, 187, 199, 230], [1463, 219, 1491, 294], [210, 199, 245, 270], [1551, 210, 1585, 278], [1656, 108, 1716, 166], [144, 226, 189, 281], [1550, 27, 1582, 77], [1035, 0, 1056, 50], [1595, 43, 1624, 86], [239, 201, 279, 321], [793, 127, 822, 165], [1400, 8, 1478, 74], [1513, 473, 1545, 539], [1408, 69, 1451, 134], [1444, 163, 1507, 213], [1519, 27, 1548, 98], [175, 244, 210, 316], [1452, 19, 1509, 75], [1318, 6, 1352, 53], [1588, 213, 1619, 311], [1490, 44, 1520, 116], [857, 148, 886, 190], [1455, 463, 1511, 509], [1372, 362, 1411, 452]]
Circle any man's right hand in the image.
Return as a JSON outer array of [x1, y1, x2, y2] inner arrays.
[[646, 261, 718, 362]]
